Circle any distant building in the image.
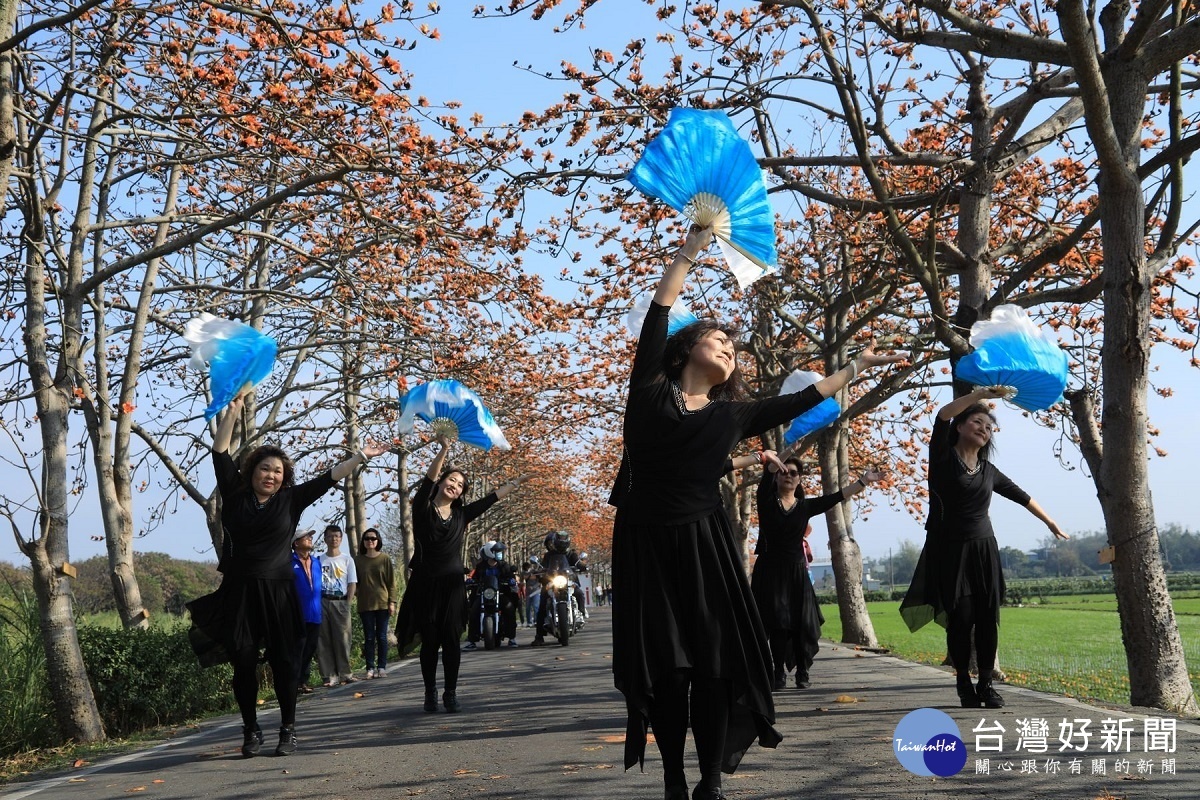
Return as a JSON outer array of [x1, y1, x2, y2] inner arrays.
[[809, 560, 880, 592]]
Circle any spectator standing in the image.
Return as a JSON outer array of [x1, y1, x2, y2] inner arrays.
[[290, 530, 322, 694], [318, 524, 358, 685], [354, 526, 396, 678]]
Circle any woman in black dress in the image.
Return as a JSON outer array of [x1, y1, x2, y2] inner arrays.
[[750, 455, 882, 691], [395, 436, 528, 713], [611, 224, 903, 800], [900, 387, 1067, 709], [187, 394, 387, 757]]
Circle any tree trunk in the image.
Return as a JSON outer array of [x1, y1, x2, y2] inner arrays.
[[1056, 7, 1198, 712], [818, 423, 878, 647], [21, 218, 106, 742], [0, 0, 19, 190], [397, 452, 414, 571]]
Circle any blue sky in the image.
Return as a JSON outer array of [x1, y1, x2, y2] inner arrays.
[[2, 3, 1197, 567]]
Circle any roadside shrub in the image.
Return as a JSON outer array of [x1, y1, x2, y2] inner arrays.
[[0, 590, 57, 756], [78, 625, 234, 738]]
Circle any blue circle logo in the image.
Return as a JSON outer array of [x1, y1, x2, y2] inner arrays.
[[892, 708, 968, 777]]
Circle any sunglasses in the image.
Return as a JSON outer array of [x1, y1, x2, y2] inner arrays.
[[782, 469, 800, 477], [363, 537, 379, 542]]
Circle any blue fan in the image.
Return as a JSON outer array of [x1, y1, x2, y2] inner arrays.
[[628, 107, 778, 288], [954, 305, 1068, 412], [780, 370, 840, 446], [625, 295, 700, 338], [398, 379, 511, 451], [184, 314, 277, 421]]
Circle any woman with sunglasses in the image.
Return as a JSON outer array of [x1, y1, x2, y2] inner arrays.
[[354, 526, 396, 678], [746, 454, 882, 691], [610, 224, 904, 800]]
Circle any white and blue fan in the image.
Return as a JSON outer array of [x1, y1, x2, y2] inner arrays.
[[183, 313, 277, 421], [628, 107, 778, 288], [780, 370, 840, 446], [625, 295, 700, 338], [398, 379, 511, 451], [954, 305, 1069, 412]]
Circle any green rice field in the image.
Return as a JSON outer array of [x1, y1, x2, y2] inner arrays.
[[820, 595, 1200, 706]]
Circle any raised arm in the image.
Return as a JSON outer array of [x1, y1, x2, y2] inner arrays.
[[212, 393, 245, 454], [937, 386, 1009, 420], [812, 342, 906, 399], [652, 224, 714, 308], [494, 474, 532, 500], [425, 437, 450, 481], [1025, 498, 1069, 540]]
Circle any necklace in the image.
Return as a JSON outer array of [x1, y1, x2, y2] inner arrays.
[[671, 381, 711, 416], [954, 451, 982, 476], [253, 494, 273, 510]]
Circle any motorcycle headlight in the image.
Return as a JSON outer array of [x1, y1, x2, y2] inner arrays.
[[482, 587, 497, 600], [551, 575, 568, 589]]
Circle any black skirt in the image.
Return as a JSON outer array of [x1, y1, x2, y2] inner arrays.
[[751, 558, 825, 672], [612, 507, 781, 774], [900, 532, 1005, 632], [395, 571, 467, 654], [187, 576, 302, 668]]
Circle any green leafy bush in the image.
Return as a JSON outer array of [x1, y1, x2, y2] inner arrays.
[[77, 625, 234, 739], [0, 591, 57, 756]]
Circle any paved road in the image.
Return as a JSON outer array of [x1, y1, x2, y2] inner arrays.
[[5, 607, 1198, 799]]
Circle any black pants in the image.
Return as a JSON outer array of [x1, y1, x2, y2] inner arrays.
[[297, 621, 320, 687], [947, 594, 999, 680], [232, 642, 298, 729], [649, 670, 731, 793]]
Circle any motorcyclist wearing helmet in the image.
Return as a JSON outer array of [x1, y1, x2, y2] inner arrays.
[[465, 541, 520, 648], [530, 530, 588, 646]]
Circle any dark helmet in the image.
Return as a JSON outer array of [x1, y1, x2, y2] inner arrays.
[[551, 530, 571, 554]]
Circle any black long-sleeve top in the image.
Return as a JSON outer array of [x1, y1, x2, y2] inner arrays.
[[925, 416, 1031, 540], [410, 476, 499, 578], [610, 301, 826, 525], [213, 450, 335, 580], [754, 469, 844, 561]]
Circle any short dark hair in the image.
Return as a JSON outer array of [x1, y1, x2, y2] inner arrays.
[[358, 527, 384, 555], [239, 445, 294, 493], [662, 319, 748, 401], [948, 403, 998, 461]]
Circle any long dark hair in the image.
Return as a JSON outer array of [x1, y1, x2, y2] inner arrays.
[[435, 464, 470, 508], [948, 403, 998, 461], [238, 445, 295, 492], [663, 319, 748, 401]]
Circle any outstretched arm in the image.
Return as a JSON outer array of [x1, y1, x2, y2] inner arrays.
[[330, 441, 390, 483], [495, 474, 532, 500], [937, 386, 1009, 421], [812, 343, 905, 399], [1026, 498, 1069, 540], [652, 224, 713, 308]]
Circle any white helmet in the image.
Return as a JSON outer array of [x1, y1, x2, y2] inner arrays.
[[481, 540, 507, 562]]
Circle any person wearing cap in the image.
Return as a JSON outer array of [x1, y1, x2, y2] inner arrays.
[[185, 392, 388, 758], [317, 524, 358, 686], [290, 530, 322, 694]]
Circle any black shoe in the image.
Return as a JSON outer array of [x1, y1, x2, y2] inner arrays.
[[665, 784, 689, 800], [530, 636, 546, 647], [957, 676, 982, 708], [772, 668, 786, 692], [977, 682, 1005, 709], [443, 690, 461, 713], [274, 725, 296, 756], [424, 688, 439, 713], [795, 671, 811, 689], [692, 785, 727, 800], [240, 724, 263, 758]]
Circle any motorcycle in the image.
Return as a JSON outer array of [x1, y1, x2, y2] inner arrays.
[[541, 567, 584, 646], [476, 573, 503, 650]]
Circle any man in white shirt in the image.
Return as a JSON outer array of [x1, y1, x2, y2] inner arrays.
[[317, 524, 358, 686]]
